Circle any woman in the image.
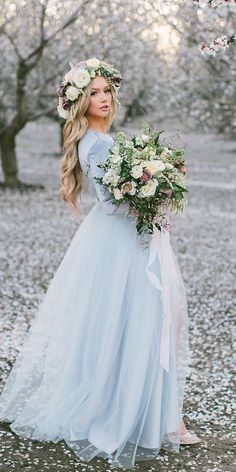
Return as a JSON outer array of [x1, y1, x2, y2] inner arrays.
[[0, 58, 200, 470]]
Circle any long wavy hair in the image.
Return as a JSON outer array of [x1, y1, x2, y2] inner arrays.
[[60, 80, 118, 214]]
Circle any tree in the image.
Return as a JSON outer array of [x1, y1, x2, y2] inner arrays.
[[0, 0, 165, 187], [0, 0, 92, 187], [147, 0, 236, 139]]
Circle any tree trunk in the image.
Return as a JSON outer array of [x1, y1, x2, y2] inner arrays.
[[0, 132, 19, 187]]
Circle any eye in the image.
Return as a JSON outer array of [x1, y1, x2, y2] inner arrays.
[[91, 89, 111, 96]]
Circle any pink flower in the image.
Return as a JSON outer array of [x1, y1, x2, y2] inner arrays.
[[179, 165, 186, 175], [159, 188, 173, 198], [55, 85, 66, 97], [199, 42, 206, 51], [62, 101, 71, 110], [140, 170, 151, 182]]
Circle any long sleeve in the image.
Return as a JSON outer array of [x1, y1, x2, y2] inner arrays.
[[87, 138, 131, 216]]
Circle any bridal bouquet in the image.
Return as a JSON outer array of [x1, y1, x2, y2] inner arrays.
[[94, 122, 188, 237]]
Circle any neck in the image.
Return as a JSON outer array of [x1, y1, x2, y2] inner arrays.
[[87, 118, 108, 133]]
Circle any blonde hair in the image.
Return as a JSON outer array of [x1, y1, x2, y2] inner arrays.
[[60, 80, 118, 214]]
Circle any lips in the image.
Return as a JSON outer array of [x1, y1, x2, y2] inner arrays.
[[100, 105, 109, 110]]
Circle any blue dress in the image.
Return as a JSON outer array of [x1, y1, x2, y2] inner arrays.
[[0, 129, 190, 469]]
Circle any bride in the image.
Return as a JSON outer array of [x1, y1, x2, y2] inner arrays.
[[0, 57, 200, 470]]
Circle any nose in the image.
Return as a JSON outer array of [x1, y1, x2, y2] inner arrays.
[[100, 91, 108, 102]]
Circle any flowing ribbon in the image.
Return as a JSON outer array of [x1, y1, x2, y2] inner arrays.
[[145, 226, 172, 373]]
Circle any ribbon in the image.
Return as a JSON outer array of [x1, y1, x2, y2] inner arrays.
[[145, 226, 172, 373]]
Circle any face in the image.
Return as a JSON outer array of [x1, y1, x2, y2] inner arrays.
[[85, 76, 112, 120]]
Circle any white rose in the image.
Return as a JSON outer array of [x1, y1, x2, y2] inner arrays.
[[65, 86, 80, 101], [110, 174, 120, 186], [140, 160, 148, 168], [130, 164, 144, 179], [164, 163, 174, 170], [139, 179, 158, 198], [160, 151, 169, 158], [64, 69, 74, 84], [57, 97, 70, 119], [161, 147, 174, 157], [114, 188, 123, 200], [144, 160, 165, 175], [86, 58, 100, 69], [129, 181, 137, 196], [73, 70, 91, 88], [132, 158, 141, 165], [121, 181, 136, 195]]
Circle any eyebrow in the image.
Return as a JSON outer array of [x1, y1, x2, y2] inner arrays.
[[91, 86, 110, 90]]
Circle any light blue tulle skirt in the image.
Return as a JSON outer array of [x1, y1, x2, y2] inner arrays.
[[0, 202, 190, 469]]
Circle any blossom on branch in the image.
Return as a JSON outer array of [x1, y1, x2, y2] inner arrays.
[[199, 34, 236, 55], [193, 0, 236, 5]]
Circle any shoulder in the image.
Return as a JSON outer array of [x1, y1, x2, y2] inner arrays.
[[78, 130, 114, 160], [88, 136, 114, 160]]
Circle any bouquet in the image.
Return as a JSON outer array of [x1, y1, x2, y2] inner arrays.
[[94, 122, 188, 239]]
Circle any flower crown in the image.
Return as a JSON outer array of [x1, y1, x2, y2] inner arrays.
[[55, 57, 124, 120]]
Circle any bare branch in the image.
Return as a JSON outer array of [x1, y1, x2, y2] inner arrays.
[[0, 16, 16, 33], [24, 1, 90, 66], [27, 106, 57, 122], [146, 0, 185, 36], [1, 31, 23, 60], [39, 0, 49, 42]]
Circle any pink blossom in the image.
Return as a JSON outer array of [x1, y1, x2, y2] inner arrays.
[[55, 85, 66, 97], [62, 101, 71, 110], [162, 188, 173, 198], [140, 170, 151, 182], [199, 42, 206, 51], [179, 165, 186, 175]]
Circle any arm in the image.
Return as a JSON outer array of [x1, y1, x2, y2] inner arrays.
[[87, 138, 131, 216]]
